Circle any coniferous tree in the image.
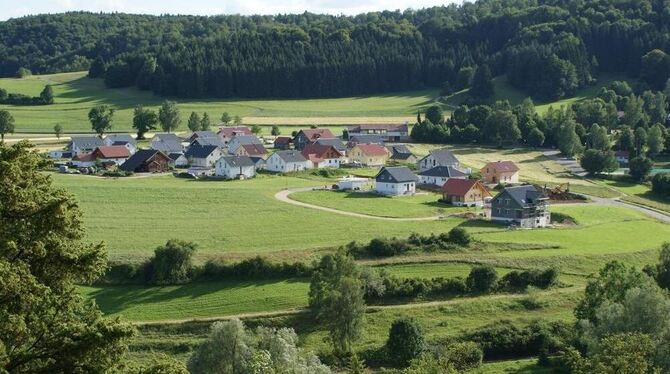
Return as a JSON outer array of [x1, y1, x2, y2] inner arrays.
[[470, 65, 494, 100]]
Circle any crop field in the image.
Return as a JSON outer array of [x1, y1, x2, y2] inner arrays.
[[0, 71, 433, 132]]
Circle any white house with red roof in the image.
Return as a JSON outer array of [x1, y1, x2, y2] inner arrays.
[[301, 144, 344, 168], [293, 129, 336, 150]]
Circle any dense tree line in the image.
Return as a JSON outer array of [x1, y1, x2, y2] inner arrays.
[[0, 85, 53, 105], [2, 0, 670, 98]]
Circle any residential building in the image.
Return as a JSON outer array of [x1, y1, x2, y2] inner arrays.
[[441, 179, 491, 207], [481, 161, 520, 184], [191, 136, 225, 148], [91, 146, 131, 165], [348, 134, 385, 146], [375, 166, 418, 196], [187, 131, 218, 143], [490, 185, 550, 228], [418, 166, 468, 187], [387, 144, 417, 164], [215, 156, 256, 179], [184, 144, 224, 168], [151, 133, 183, 154], [293, 129, 336, 150], [348, 144, 390, 166], [218, 126, 252, 145], [104, 134, 135, 147], [337, 176, 372, 191], [418, 148, 460, 172], [274, 136, 292, 150], [120, 150, 171, 173], [67, 136, 104, 156], [301, 144, 343, 168], [346, 123, 410, 142], [71, 153, 96, 168], [228, 135, 262, 154], [234, 143, 268, 158], [168, 152, 188, 167], [315, 138, 347, 155], [266, 151, 311, 173]]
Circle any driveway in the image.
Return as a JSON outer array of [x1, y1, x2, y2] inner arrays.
[[542, 149, 587, 177]]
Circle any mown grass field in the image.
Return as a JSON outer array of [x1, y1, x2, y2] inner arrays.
[[595, 178, 670, 213], [0, 71, 434, 132]]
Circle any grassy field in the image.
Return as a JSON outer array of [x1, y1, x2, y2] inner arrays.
[[595, 178, 670, 213], [0, 71, 434, 132], [289, 189, 472, 218]]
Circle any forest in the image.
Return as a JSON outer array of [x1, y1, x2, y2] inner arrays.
[[1, 0, 670, 99]]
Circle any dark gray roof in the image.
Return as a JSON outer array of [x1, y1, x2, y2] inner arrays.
[[220, 156, 255, 168], [191, 131, 218, 139], [418, 166, 466, 178], [273, 150, 308, 163], [70, 136, 104, 150], [315, 138, 346, 152], [376, 166, 418, 183], [249, 156, 266, 166], [120, 150, 162, 172], [193, 137, 225, 147], [152, 140, 183, 153], [231, 135, 262, 145], [105, 134, 136, 145], [425, 149, 459, 166], [168, 152, 185, 161], [387, 144, 414, 160], [152, 133, 181, 143], [349, 135, 385, 144], [185, 144, 220, 159], [498, 185, 548, 207]]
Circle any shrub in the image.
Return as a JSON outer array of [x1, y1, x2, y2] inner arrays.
[[199, 256, 312, 280], [149, 240, 197, 285], [498, 268, 558, 291], [439, 341, 483, 371], [447, 227, 471, 246], [629, 156, 653, 182], [652, 173, 670, 197], [387, 318, 426, 367], [466, 265, 498, 292]]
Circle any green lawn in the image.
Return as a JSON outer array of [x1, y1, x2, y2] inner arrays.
[[289, 190, 472, 218], [0, 71, 435, 132], [595, 178, 670, 213]]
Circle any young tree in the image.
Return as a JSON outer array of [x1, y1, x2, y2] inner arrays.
[[132, 105, 158, 140], [623, 95, 646, 128], [220, 112, 232, 125], [53, 123, 63, 140], [387, 318, 426, 367], [88, 105, 114, 137], [251, 124, 262, 135], [467, 265, 498, 293], [647, 124, 666, 158], [39, 85, 54, 104], [580, 149, 618, 176], [470, 64, 494, 100], [588, 124, 610, 150], [271, 125, 281, 136], [0, 109, 15, 141], [0, 141, 134, 372], [200, 113, 211, 131], [654, 243, 670, 290], [528, 127, 545, 148], [484, 109, 520, 147], [634, 127, 648, 156], [233, 115, 243, 126], [557, 119, 583, 157], [566, 333, 658, 374], [456, 66, 474, 90], [425, 105, 444, 125], [159, 100, 181, 133], [617, 126, 635, 152], [16, 67, 31, 78], [629, 156, 653, 182], [149, 240, 197, 285], [187, 112, 201, 132], [188, 319, 251, 374]]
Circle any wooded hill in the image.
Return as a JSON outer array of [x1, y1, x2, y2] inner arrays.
[[1, 0, 670, 99]]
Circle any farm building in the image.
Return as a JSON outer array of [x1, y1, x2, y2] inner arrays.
[[346, 123, 410, 142], [121, 150, 171, 173], [293, 129, 336, 150], [480, 161, 520, 184], [441, 179, 491, 207], [375, 166, 418, 196], [68, 136, 104, 156], [215, 156, 256, 179], [490, 185, 550, 228], [418, 149, 460, 172], [301, 144, 344, 168], [91, 146, 131, 165], [418, 166, 468, 187], [185, 144, 224, 168], [266, 150, 311, 173], [337, 176, 372, 191], [348, 143, 390, 166]]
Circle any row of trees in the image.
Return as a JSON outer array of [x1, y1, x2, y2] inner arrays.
[[0, 85, 53, 105]]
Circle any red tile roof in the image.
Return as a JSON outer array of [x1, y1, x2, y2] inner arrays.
[[354, 143, 389, 156], [442, 178, 487, 196], [299, 129, 335, 141], [301, 144, 342, 159], [92, 146, 130, 159], [72, 152, 95, 162], [218, 126, 252, 138], [483, 160, 519, 173]]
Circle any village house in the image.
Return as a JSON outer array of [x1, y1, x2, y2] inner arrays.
[[228, 135, 263, 154], [301, 144, 344, 168], [104, 134, 137, 154], [293, 129, 336, 150], [234, 143, 268, 158], [480, 160, 520, 184], [418, 166, 468, 187], [346, 123, 410, 142], [121, 150, 171, 173], [151, 133, 183, 154], [387, 144, 417, 164], [418, 148, 460, 172], [347, 134, 385, 146], [168, 152, 188, 167], [315, 138, 347, 155], [68, 136, 104, 156], [266, 150, 311, 173], [490, 185, 550, 228], [250, 156, 266, 170], [191, 136, 225, 148], [184, 144, 224, 168], [90, 146, 131, 166], [337, 176, 372, 191], [348, 143, 390, 166], [274, 136, 292, 150], [187, 131, 219, 143], [71, 153, 96, 168], [441, 179, 491, 207], [215, 155, 256, 179], [615, 150, 630, 166], [218, 126, 252, 145], [375, 166, 418, 196]]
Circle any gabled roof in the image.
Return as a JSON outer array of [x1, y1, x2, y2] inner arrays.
[[72, 152, 95, 162], [302, 144, 342, 159], [496, 185, 547, 207], [70, 136, 104, 150], [193, 136, 225, 148], [152, 133, 181, 143], [168, 152, 186, 161], [315, 138, 346, 152], [105, 134, 136, 145], [442, 179, 489, 197], [120, 150, 168, 172], [274, 136, 292, 145], [188, 131, 218, 141], [348, 123, 409, 133], [419, 166, 467, 178], [185, 144, 220, 159], [388, 144, 412, 155], [349, 135, 385, 144], [296, 129, 335, 142], [218, 126, 252, 138], [240, 143, 267, 156], [423, 149, 459, 166], [151, 133, 183, 153], [220, 155, 255, 168], [483, 160, 519, 173], [92, 146, 130, 159], [353, 143, 388, 156], [375, 166, 418, 183], [249, 156, 266, 166], [272, 150, 308, 163], [230, 135, 262, 145]]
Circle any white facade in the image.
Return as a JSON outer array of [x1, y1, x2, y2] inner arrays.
[[375, 181, 416, 196], [266, 153, 312, 173], [189, 148, 224, 168], [215, 159, 256, 179], [337, 177, 372, 191], [419, 174, 467, 187], [97, 157, 128, 166], [314, 157, 342, 169], [187, 167, 214, 177]]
